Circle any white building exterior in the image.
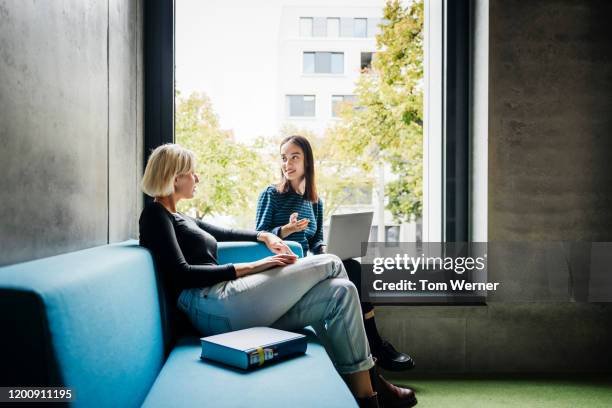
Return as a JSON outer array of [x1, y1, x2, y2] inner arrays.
[[277, 5, 383, 134]]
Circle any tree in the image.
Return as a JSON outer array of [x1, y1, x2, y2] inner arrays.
[[328, 0, 424, 222], [175, 92, 274, 226]]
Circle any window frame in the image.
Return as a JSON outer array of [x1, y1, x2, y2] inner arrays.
[[144, 0, 175, 205]]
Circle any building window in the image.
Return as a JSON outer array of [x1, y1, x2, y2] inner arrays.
[[353, 18, 367, 37], [313, 17, 327, 37], [367, 18, 381, 37], [385, 226, 400, 243], [287, 95, 315, 117], [327, 18, 340, 37], [331, 95, 356, 117], [301, 17, 379, 38], [303, 52, 315, 73], [361, 52, 374, 70], [340, 17, 353, 37], [330, 52, 344, 74], [299, 17, 313, 37], [303, 52, 344, 74]]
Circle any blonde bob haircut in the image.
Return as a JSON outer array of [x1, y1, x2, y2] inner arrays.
[[141, 143, 196, 198]]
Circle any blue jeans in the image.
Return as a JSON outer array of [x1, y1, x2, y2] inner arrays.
[[177, 254, 375, 374]]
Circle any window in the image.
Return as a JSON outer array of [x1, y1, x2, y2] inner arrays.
[[330, 52, 344, 74], [299, 17, 313, 37], [287, 95, 315, 117], [327, 18, 340, 37], [303, 52, 344, 74], [303, 52, 315, 73], [340, 17, 353, 37], [331, 95, 356, 117], [361, 52, 374, 70], [313, 17, 327, 37], [367, 18, 381, 37], [316, 52, 331, 73], [301, 16, 376, 39], [353, 18, 367, 37], [385, 226, 400, 243]]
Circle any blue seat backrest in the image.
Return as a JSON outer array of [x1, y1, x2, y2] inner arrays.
[[0, 240, 165, 408], [217, 241, 304, 264]]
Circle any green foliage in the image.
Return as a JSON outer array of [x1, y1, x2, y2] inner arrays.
[[328, 0, 424, 222], [175, 92, 274, 226]]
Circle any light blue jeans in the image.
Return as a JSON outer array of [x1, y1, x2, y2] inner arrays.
[[177, 254, 375, 374]]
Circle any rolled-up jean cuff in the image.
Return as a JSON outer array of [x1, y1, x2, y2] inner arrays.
[[335, 354, 376, 375]]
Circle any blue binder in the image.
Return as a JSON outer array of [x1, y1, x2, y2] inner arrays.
[[200, 327, 308, 370]]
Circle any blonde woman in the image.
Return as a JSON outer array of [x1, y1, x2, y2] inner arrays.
[[138, 144, 416, 408]]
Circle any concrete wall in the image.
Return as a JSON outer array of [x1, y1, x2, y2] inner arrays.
[[378, 0, 612, 373], [0, 0, 143, 266]]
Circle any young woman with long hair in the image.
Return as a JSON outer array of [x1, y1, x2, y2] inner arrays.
[[256, 135, 416, 373]]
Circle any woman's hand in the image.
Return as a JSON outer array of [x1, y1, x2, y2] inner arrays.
[[234, 254, 298, 277], [258, 231, 296, 256], [280, 212, 309, 238]]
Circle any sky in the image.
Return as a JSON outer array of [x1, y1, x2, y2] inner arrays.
[[175, 0, 388, 142]]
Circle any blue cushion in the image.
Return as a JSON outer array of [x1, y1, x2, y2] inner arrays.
[[142, 329, 358, 408], [217, 241, 303, 264], [0, 240, 164, 408]]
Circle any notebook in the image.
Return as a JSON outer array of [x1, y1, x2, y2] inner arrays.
[[200, 327, 308, 370]]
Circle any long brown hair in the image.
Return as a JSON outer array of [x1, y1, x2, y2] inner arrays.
[[276, 135, 318, 203]]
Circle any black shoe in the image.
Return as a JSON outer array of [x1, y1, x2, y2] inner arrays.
[[357, 392, 381, 408], [369, 363, 417, 408], [372, 340, 416, 371]]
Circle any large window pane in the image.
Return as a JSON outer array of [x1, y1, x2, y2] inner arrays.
[[354, 18, 367, 37], [331, 52, 344, 74], [315, 52, 331, 73], [327, 18, 340, 37], [313, 17, 327, 37], [299, 17, 313, 37], [303, 52, 315, 73]]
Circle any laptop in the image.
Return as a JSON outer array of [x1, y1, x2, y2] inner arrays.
[[326, 211, 374, 260]]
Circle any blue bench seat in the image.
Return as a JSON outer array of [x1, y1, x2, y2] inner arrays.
[[0, 240, 357, 408]]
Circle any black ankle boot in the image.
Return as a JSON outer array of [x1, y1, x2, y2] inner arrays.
[[357, 392, 380, 408], [364, 316, 415, 371], [371, 339, 416, 371], [369, 362, 417, 408]]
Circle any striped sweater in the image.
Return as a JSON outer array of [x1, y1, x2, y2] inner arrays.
[[255, 185, 324, 255]]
